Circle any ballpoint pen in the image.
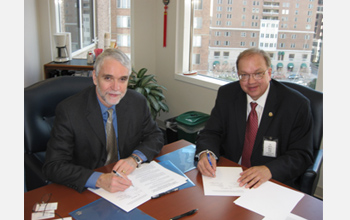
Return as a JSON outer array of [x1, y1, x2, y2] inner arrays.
[[206, 150, 213, 167], [151, 188, 179, 199], [170, 208, 198, 220], [112, 170, 134, 187]]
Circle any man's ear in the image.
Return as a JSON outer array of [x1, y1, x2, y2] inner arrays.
[[92, 70, 97, 85]]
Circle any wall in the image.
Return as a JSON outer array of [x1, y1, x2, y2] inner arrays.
[[24, 0, 42, 87], [133, 0, 218, 124]]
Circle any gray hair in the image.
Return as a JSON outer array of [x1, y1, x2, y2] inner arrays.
[[94, 48, 131, 76], [236, 48, 271, 71]]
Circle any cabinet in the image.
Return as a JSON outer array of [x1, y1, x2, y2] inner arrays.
[[44, 59, 94, 79]]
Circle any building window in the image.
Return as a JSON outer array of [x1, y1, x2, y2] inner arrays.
[[194, 0, 203, 9], [194, 17, 203, 29], [117, 16, 130, 28], [193, 54, 201, 64], [117, 34, 130, 47], [183, 0, 322, 89], [193, 35, 202, 47], [117, 0, 130, 9]]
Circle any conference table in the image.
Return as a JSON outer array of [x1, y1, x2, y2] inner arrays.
[[24, 140, 323, 220]]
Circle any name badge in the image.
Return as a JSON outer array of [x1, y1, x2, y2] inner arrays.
[[263, 137, 278, 157]]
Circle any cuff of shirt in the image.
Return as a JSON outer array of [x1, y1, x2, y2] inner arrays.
[[196, 150, 218, 160], [85, 171, 103, 189], [132, 150, 147, 162]]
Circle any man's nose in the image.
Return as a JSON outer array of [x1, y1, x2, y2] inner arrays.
[[247, 74, 257, 83], [111, 80, 120, 90]]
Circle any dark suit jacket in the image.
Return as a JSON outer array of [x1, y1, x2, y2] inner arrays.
[[196, 79, 313, 188], [43, 85, 164, 192]]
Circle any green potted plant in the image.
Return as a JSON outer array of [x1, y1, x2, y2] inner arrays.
[[128, 68, 169, 120]]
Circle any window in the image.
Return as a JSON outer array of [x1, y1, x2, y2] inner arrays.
[[117, 16, 130, 28], [194, 17, 203, 29], [193, 35, 202, 47], [117, 0, 130, 8], [181, 0, 322, 89], [193, 54, 201, 64], [54, 0, 132, 58], [117, 34, 130, 47], [56, 0, 95, 53]]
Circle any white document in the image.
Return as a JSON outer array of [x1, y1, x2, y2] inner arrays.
[[234, 181, 305, 220], [202, 167, 250, 196], [89, 161, 187, 212], [263, 213, 307, 220]]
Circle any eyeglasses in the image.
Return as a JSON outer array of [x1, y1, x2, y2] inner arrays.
[[238, 69, 268, 81], [32, 193, 52, 214], [32, 193, 63, 219]]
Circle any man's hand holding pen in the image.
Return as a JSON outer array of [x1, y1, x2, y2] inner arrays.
[[95, 171, 133, 193], [197, 151, 216, 177]]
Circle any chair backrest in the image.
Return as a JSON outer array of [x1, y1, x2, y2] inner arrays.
[[24, 76, 94, 155], [280, 81, 323, 156]]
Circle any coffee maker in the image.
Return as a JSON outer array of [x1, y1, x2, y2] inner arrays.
[[53, 33, 72, 63]]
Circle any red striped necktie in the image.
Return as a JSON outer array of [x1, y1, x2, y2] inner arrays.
[[241, 102, 258, 167]]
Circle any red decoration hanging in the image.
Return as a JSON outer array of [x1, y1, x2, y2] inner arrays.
[[163, 0, 170, 47]]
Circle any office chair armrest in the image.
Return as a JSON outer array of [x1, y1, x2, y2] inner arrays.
[[24, 153, 48, 191], [308, 149, 323, 174], [299, 149, 323, 195]]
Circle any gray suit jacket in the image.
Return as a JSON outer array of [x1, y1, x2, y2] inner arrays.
[[196, 79, 313, 188], [43, 85, 164, 192]]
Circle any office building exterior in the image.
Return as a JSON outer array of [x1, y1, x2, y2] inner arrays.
[[193, 0, 323, 84]]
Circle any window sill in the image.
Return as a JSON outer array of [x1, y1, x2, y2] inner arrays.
[[174, 73, 229, 91]]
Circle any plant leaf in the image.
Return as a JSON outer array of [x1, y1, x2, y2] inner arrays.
[[139, 75, 155, 87], [147, 95, 160, 112], [150, 90, 165, 99], [137, 68, 148, 78], [159, 101, 169, 112], [135, 87, 145, 96], [145, 83, 160, 89]]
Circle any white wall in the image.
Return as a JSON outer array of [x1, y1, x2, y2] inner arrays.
[[24, 0, 54, 87], [24, 0, 42, 87], [133, 0, 217, 124]]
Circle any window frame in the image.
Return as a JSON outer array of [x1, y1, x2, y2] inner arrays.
[[52, 0, 97, 58], [174, 0, 323, 92]]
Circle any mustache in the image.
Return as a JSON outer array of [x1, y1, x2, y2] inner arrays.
[[108, 91, 122, 95]]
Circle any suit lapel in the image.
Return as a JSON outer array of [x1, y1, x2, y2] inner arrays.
[[253, 81, 279, 154], [85, 87, 106, 146], [115, 89, 131, 158], [235, 89, 248, 150]]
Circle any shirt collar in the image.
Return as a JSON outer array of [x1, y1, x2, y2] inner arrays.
[[246, 82, 270, 108]]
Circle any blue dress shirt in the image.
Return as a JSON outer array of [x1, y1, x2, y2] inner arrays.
[[85, 97, 147, 189]]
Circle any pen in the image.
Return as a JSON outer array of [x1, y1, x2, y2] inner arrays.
[[170, 208, 198, 220], [151, 188, 179, 199], [207, 150, 213, 167], [112, 170, 134, 187]]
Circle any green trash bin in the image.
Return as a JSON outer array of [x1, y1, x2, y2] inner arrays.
[[176, 111, 210, 144]]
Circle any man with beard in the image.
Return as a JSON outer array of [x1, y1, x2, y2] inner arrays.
[[43, 49, 164, 193]]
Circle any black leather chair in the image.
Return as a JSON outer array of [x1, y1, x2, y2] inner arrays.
[[24, 76, 94, 191], [281, 81, 323, 196]]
